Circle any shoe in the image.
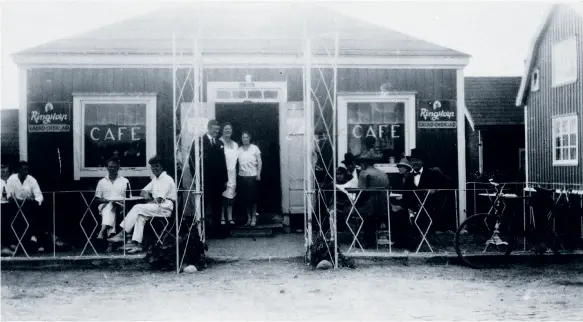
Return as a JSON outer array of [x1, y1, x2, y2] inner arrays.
[[126, 245, 143, 254], [228, 220, 236, 226], [37, 247, 45, 252], [107, 233, 124, 243], [220, 220, 226, 225], [1, 247, 13, 256]]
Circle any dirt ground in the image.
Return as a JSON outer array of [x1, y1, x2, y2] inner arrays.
[[2, 261, 583, 321]]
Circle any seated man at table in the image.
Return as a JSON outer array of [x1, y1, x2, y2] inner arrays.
[[5, 161, 45, 252], [108, 156, 177, 253], [94, 156, 130, 240], [402, 149, 452, 248]]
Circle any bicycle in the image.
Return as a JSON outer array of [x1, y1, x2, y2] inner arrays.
[[454, 180, 564, 268]]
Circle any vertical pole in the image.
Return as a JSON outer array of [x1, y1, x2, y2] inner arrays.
[[172, 31, 180, 273], [456, 69, 467, 224], [303, 18, 313, 253], [194, 22, 204, 244], [52, 192, 56, 258], [332, 31, 339, 268], [524, 106, 529, 188]]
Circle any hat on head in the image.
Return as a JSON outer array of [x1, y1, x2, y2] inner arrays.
[[341, 152, 357, 165], [396, 157, 413, 170], [355, 155, 378, 165], [409, 148, 424, 161]]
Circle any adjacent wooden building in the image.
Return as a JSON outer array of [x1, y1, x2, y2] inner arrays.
[[12, 3, 471, 240], [465, 77, 524, 182], [516, 3, 583, 187]]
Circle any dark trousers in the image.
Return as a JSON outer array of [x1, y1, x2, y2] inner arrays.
[[204, 182, 223, 236], [2, 200, 45, 249]]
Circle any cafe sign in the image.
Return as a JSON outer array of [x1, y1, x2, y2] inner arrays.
[[417, 100, 456, 129], [28, 102, 71, 133]]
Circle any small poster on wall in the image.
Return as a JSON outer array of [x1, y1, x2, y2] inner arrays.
[[28, 102, 72, 133], [417, 100, 457, 129]]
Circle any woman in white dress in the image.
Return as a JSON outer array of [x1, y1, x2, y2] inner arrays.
[[237, 131, 262, 227], [220, 123, 238, 226]]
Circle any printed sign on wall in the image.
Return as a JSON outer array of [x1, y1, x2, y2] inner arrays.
[[28, 102, 72, 133], [417, 100, 457, 129]]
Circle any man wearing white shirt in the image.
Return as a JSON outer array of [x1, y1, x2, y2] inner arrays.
[[5, 161, 45, 252], [109, 156, 177, 253], [94, 157, 129, 240], [1, 164, 14, 255]]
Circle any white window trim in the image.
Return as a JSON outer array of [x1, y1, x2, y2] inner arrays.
[[73, 93, 157, 180], [551, 113, 579, 167], [552, 36, 578, 88], [337, 92, 417, 163]]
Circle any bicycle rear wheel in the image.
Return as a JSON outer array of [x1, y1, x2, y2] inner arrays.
[[455, 213, 514, 268]]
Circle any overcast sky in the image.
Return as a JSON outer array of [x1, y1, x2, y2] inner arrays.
[[1, 0, 553, 109]]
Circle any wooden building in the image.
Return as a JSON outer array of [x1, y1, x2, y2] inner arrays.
[[465, 77, 524, 182], [12, 3, 471, 240], [1, 109, 20, 168], [516, 3, 583, 187]]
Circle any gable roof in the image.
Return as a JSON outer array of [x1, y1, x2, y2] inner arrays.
[[515, 3, 583, 106], [14, 3, 469, 58], [466, 77, 523, 127]]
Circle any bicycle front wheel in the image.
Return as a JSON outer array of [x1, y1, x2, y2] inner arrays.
[[455, 213, 514, 268]]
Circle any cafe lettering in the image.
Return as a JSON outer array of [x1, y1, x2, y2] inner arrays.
[[89, 125, 143, 142], [351, 124, 401, 139]]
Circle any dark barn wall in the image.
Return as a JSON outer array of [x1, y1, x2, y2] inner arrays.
[[526, 6, 583, 185]]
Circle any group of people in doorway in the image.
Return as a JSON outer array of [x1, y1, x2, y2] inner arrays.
[[330, 147, 453, 250], [189, 120, 263, 238]]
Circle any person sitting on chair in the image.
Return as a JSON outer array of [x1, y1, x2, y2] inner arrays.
[[5, 161, 45, 253], [355, 155, 389, 248], [94, 156, 129, 240], [108, 156, 177, 253]]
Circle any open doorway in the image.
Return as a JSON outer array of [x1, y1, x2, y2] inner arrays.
[[215, 103, 282, 220]]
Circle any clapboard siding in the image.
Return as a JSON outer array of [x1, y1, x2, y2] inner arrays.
[[526, 6, 583, 185], [27, 67, 458, 189]]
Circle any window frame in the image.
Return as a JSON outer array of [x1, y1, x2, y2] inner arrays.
[[338, 93, 417, 165], [551, 36, 578, 88], [72, 93, 157, 180], [551, 113, 579, 167]]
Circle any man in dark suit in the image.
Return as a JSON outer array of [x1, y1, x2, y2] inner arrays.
[[402, 149, 452, 250], [189, 120, 228, 237]]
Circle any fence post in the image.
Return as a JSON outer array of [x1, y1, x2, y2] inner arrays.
[[53, 192, 56, 258]]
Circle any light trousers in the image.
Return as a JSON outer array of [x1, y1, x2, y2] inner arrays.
[[119, 203, 171, 244]]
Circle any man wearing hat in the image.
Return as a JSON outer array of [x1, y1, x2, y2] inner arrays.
[[402, 149, 452, 248], [339, 152, 359, 188]]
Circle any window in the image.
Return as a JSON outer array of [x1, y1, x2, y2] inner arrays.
[[552, 114, 579, 166], [347, 102, 405, 159], [73, 94, 157, 179], [530, 68, 540, 92], [552, 36, 578, 87]]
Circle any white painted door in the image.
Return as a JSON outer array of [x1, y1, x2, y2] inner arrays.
[[281, 102, 305, 214]]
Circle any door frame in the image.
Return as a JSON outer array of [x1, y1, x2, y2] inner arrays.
[[207, 81, 288, 214], [337, 93, 417, 161]]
